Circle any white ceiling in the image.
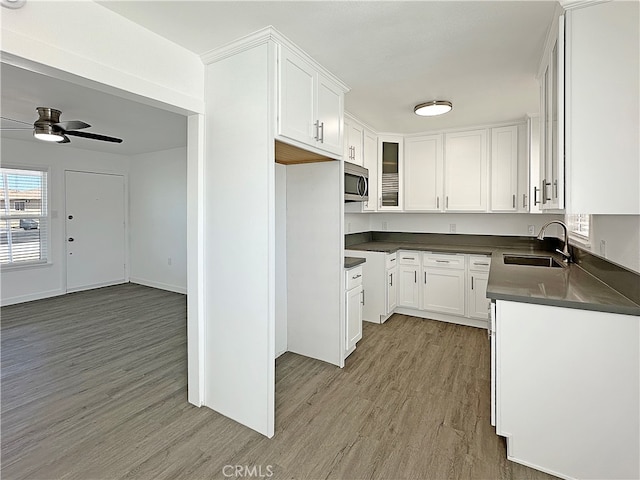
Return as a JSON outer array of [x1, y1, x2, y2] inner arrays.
[[0, 63, 187, 156], [98, 0, 557, 133], [1, 1, 557, 156]]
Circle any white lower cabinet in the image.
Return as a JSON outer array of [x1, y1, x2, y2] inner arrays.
[[345, 265, 363, 357], [494, 300, 639, 480], [468, 255, 492, 320], [398, 251, 420, 309], [421, 264, 465, 316], [386, 265, 398, 313]]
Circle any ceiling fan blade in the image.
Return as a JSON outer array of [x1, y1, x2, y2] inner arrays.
[[0, 116, 33, 126], [65, 130, 123, 143], [59, 135, 71, 144], [54, 120, 91, 131]]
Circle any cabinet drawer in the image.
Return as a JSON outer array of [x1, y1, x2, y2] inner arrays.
[[346, 265, 363, 290], [398, 251, 420, 265], [422, 253, 465, 270], [385, 253, 397, 269], [469, 255, 492, 272]]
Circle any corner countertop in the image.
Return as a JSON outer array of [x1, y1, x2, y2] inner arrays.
[[346, 241, 640, 316], [344, 256, 366, 269]]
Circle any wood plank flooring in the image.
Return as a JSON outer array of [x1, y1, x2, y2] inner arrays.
[[1, 283, 558, 480]]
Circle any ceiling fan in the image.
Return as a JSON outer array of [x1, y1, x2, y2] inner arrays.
[[0, 107, 123, 144]]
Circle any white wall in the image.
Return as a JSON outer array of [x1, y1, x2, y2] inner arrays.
[[589, 215, 640, 273], [1, 1, 204, 113], [0, 138, 130, 306], [345, 212, 563, 237], [275, 163, 287, 357], [129, 147, 187, 293]]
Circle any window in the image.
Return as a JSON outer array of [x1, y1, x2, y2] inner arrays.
[[567, 213, 591, 243], [0, 167, 48, 265]]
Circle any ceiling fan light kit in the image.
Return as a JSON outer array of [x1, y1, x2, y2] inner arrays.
[[414, 100, 453, 117], [1, 107, 122, 145]]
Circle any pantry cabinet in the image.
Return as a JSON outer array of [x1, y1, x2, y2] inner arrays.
[[444, 130, 488, 212], [404, 134, 444, 211], [278, 45, 344, 157]]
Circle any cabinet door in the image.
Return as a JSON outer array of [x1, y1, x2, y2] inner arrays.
[[346, 285, 363, 351], [444, 130, 488, 211], [379, 136, 403, 210], [398, 265, 420, 309], [316, 74, 344, 156], [421, 267, 465, 316], [345, 121, 364, 166], [362, 130, 378, 212], [490, 126, 518, 211], [468, 272, 490, 320], [278, 47, 316, 147], [386, 266, 398, 313], [405, 135, 443, 211]]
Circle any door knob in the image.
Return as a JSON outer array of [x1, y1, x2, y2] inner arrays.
[[68, 215, 73, 220], [68, 237, 74, 242]]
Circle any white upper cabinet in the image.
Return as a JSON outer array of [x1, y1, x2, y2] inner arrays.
[[362, 129, 378, 212], [404, 134, 444, 211], [344, 115, 364, 166], [444, 129, 488, 211], [565, 1, 639, 214], [538, 12, 565, 211], [490, 126, 518, 212], [278, 45, 345, 157], [378, 135, 404, 211]]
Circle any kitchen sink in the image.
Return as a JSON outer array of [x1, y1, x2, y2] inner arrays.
[[502, 254, 564, 268]]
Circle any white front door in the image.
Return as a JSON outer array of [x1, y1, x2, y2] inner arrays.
[[65, 171, 125, 292]]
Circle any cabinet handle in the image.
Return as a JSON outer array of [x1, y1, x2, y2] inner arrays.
[[390, 273, 393, 287], [313, 121, 319, 141], [424, 271, 427, 284], [533, 186, 540, 206], [402, 257, 415, 260], [471, 276, 474, 290], [361, 290, 365, 305], [436, 196, 439, 209], [475, 262, 489, 266], [414, 271, 417, 283], [522, 193, 527, 209], [446, 196, 449, 209], [352, 274, 362, 280], [379, 197, 382, 209], [389, 258, 396, 262], [553, 179, 558, 199], [319, 121, 324, 143], [543, 179, 551, 202], [436, 259, 450, 263], [512, 194, 516, 208]]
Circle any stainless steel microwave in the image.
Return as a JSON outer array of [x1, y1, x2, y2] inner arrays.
[[344, 161, 369, 202]]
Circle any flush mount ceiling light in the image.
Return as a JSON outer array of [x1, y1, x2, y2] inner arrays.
[[1, 0, 26, 9], [414, 100, 453, 117]]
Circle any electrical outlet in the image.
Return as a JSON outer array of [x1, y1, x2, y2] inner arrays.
[[382, 221, 388, 231], [449, 223, 456, 233], [168, 257, 172, 266], [600, 240, 606, 257], [528, 225, 535, 235]]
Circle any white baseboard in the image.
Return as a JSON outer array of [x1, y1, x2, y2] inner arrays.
[[1, 288, 66, 307], [129, 277, 187, 295], [394, 307, 488, 329]]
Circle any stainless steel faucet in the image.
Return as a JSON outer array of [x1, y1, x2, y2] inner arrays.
[[536, 220, 572, 262]]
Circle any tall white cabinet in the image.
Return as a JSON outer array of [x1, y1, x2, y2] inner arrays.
[[202, 27, 348, 438], [444, 130, 488, 212]]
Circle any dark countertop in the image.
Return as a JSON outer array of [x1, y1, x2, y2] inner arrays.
[[346, 240, 640, 316], [344, 256, 366, 269]]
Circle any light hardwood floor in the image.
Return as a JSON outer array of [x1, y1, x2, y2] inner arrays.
[[1, 283, 557, 480]]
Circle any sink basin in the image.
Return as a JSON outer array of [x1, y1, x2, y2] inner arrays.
[[503, 254, 564, 268]]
